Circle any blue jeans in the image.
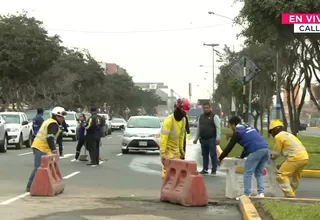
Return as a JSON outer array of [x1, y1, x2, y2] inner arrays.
[[244, 148, 270, 195], [200, 138, 217, 171], [26, 148, 46, 190]]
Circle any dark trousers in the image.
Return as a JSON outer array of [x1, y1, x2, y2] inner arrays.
[[57, 132, 63, 154], [200, 137, 217, 171], [96, 137, 101, 161], [86, 135, 99, 164], [75, 137, 86, 160]]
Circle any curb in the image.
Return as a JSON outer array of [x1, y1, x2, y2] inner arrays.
[[239, 196, 261, 220], [216, 146, 320, 178]]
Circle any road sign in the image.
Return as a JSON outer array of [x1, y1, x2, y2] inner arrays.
[[229, 56, 260, 84], [125, 107, 130, 114]]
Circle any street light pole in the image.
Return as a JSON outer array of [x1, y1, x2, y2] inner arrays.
[[203, 43, 219, 102]]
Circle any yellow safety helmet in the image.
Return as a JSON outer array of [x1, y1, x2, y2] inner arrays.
[[269, 120, 284, 131]]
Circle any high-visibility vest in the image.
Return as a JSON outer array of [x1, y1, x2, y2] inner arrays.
[[272, 131, 309, 161], [160, 114, 186, 158], [32, 118, 61, 154]]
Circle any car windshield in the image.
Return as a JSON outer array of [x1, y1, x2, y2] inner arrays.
[[65, 114, 76, 120], [112, 119, 125, 123], [127, 117, 161, 128], [1, 114, 20, 124]]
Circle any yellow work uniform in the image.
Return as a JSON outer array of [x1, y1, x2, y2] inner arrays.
[[271, 131, 309, 197], [160, 114, 186, 178], [32, 118, 61, 154]]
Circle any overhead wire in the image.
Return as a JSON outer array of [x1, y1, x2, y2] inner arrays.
[[47, 23, 232, 34]]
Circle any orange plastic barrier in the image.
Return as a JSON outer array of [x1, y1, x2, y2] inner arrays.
[[160, 159, 208, 207], [30, 154, 65, 196]]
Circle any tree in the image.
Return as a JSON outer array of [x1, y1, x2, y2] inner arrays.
[[0, 11, 61, 109], [235, 0, 320, 135], [215, 44, 276, 133], [0, 12, 161, 115]]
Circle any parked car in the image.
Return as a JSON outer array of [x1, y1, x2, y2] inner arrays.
[[25, 109, 51, 135], [0, 112, 33, 149], [0, 115, 8, 153], [98, 113, 112, 135], [299, 120, 308, 131], [188, 116, 198, 127], [121, 116, 161, 154], [111, 118, 126, 131], [64, 111, 78, 141]]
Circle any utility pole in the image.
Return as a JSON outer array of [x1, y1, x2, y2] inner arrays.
[[242, 57, 247, 122], [275, 50, 281, 119], [203, 43, 219, 102]]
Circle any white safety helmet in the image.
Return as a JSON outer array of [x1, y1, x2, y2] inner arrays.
[[51, 106, 67, 118]]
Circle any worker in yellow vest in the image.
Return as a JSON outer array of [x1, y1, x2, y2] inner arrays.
[[160, 98, 190, 178], [26, 106, 67, 192], [269, 120, 309, 198]]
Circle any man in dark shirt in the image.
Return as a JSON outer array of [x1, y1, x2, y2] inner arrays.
[[32, 108, 44, 140], [193, 102, 221, 175], [85, 107, 103, 166], [57, 119, 69, 157]]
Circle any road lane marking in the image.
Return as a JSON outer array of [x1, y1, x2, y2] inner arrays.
[[0, 171, 81, 205], [117, 134, 122, 137], [116, 153, 122, 156], [107, 137, 112, 139], [0, 192, 30, 205], [18, 152, 33, 156], [63, 171, 80, 179], [59, 154, 74, 159]]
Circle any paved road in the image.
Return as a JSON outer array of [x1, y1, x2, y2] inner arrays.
[[0, 131, 241, 220], [300, 127, 320, 137], [0, 129, 318, 219]]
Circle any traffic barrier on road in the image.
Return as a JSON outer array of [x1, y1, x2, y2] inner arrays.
[[219, 158, 277, 199], [160, 159, 208, 206], [30, 154, 65, 196]]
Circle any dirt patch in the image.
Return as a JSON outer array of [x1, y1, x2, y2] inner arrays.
[[253, 201, 275, 220]]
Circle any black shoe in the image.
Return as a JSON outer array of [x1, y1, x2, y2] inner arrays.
[[86, 163, 95, 166], [199, 170, 208, 174], [211, 169, 216, 175]]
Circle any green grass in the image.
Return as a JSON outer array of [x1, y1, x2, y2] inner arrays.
[[261, 200, 320, 220], [220, 128, 320, 169]]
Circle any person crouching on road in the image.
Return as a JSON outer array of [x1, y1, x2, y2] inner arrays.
[[269, 120, 309, 198], [72, 113, 86, 162], [32, 108, 44, 142], [218, 116, 269, 197], [160, 98, 190, 179], [85, 107, 103, 166], [193, 102, 221, 175], [56, 118, 69, 157], [26, 106, 67, 192]]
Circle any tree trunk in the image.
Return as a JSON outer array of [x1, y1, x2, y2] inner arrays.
[[267, 106, 271, 138]]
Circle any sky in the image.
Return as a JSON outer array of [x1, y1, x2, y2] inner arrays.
[[1, 0, 244, 102]]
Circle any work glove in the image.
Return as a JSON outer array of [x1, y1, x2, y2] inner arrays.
[[187, 133, 192, 140]]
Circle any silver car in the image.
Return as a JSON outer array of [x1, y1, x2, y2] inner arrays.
[[0, 115, 8, 153], [121, 116, 161, 154]]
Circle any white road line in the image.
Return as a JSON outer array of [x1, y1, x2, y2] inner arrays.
[[0, 171, 81, 205], [107, 136, 112, 139], [99, 161, 104, 164], [0, 192, 30, 205], [17, 152, 33, 156], [63, 171, 80, 179], [116, 153, 122, 156], [117, 134, 122, 137]]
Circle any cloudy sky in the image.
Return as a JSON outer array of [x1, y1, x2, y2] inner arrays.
[[1, 0, 244, 102]]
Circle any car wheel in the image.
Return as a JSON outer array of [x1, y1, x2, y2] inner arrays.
[[122, 149, 129, 154], [0, 134, 7, 153], [72, 135, 77, 141], [25, 133, 32, 148], [15, 134, 23, 149]]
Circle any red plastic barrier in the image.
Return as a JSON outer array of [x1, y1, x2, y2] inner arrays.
[[30, 154, 65, 196], [160, 159, 208, 207]]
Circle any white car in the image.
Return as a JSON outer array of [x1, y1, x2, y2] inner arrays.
[[64, 111, 78, 141], [0, 112, 33, 149], [111, 118, 127, 131], [0, 115, 8, 153], [121, 116, 161, 154]]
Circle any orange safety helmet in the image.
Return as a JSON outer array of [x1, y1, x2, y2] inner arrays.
[[175, 98, 190, 113]]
